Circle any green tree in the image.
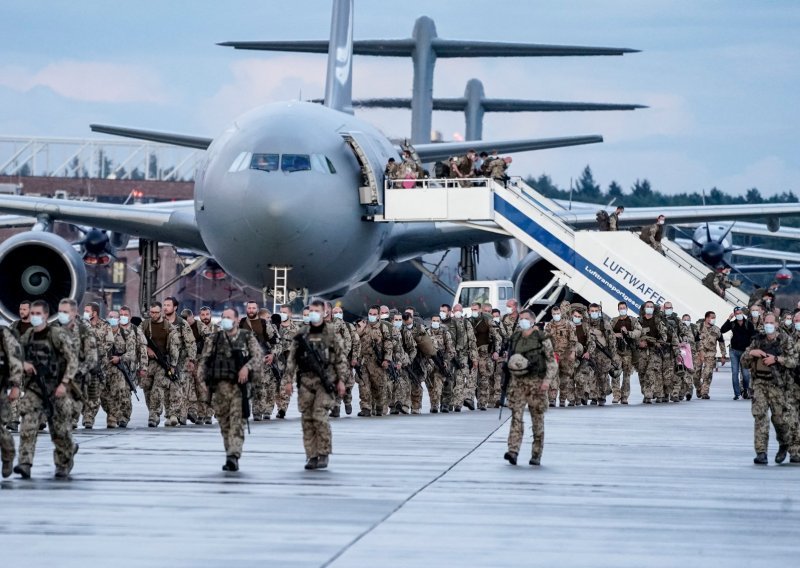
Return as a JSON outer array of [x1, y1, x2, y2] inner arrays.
[[575, 165, 602, 201], [607, 181, 624, 201]]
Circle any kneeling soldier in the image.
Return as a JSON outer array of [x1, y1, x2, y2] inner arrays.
[[198, 308, 262, 472], [283, 300, 348, 470]]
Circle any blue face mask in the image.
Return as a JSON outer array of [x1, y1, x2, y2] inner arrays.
[[431, 321, 441, 330], [590, 312, 600, 320], [518, 319, 532, 330], [645, 307, 654, 315], [552, 314, 561, 322], [393, 320, 402, 329], [764, 323, 776, 334], [107, 317, 119, 327], [794, 322, 800, 331], [30, 315, 45, 327], [664, 309, 673, 316], [572, 317, 582, 325], [368, 315, 378, 324], [308, 311, 322, 324], [220, 318, 234, 331]]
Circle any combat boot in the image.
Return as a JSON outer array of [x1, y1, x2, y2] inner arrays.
[[277, 409, 286, 419], [357, 409, 371, 417], [330, 405, 341, 418], [775, 445, 788, 464], [13, 463, 31, 479], [685, 393, 692, 401], [529, 455, 541, 466], [148, 421, 157, 428], [753, 453, 768, 465], [400, 405, 410, 415], [440, 405, 449, 413], [253, 414, 263, 422], [316, 455, 328, 469], [567, 401, 576, 407], [790, 455, 800, 464], [222, 456, 239, 472], [411, 409, 421, 415], [54, 467, 69, 479], [621, 398, 629, 405], [390, 403, 400, 415], [204, 417, 213, 425], [478, 405, 486, 411], [430, 406, 439, 414], [106, 418, 118, 429], [503, 451, 518, 466], [464, 399, 475, 411], [2, 459, 12, 478], [643, 398, 652, 404], [454, 406, 462, 412], [598, 399, 606, 406], [702, 394, 710, 400], [6, 421, 19, 433], [118, 421, 128, 428], [548, 402, 556, 408], [304, 457, 318, 470], [612, 397, 620, 404], [187, 412, 198, 424], [344, 403, 353, 415]]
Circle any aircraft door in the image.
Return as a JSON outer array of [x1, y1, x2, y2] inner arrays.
[[341, 132, 381, 206]]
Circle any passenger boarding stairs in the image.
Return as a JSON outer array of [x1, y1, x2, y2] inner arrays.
[[377, 177, 742, 318]]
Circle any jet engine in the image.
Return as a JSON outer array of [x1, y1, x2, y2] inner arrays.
[[0, 232, 87, 321]]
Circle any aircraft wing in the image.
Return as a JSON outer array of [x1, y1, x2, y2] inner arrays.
[[734, 264, 800, 274], [89, 124, 212, 150], [560, 204, 800, 228], [413, 135, 603, 163], [218, 39, 416, 56], [731, 248, 800, 263], [0, 214, 35, 229], [677, 221, 800, 240], [0, 196, 207, 252]]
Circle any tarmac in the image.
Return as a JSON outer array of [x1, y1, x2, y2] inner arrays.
[[1, 368, 798, 568]]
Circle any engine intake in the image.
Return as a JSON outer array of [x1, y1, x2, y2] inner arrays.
[[0, 232, 86, 322]]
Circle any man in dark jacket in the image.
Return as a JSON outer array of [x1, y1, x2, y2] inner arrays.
[[720, 306, 757, 399]]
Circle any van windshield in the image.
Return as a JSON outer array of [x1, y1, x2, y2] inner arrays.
[[458, 287, 490, 306]]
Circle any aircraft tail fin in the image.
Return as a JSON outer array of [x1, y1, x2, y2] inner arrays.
[[323, 0, 354, 114]]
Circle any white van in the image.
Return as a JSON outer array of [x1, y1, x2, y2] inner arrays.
[[453, 280, 515, 315]]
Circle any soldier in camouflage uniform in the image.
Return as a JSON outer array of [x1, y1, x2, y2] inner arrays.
[[82, 302, 114, 429], [7, 301, 33, 433], [610, 302, 641, 404], [571, 306, 596, 405], [661, 302, 687, 403], [543, 304, 577, 407], [469, 302, 501, 411], [163, 297, 197, 425], [276, 305, 301, 417], [402, 310, 429, 414], [427, 314, 455, 413], [54, 299, 97, 430], [697, 311, 727, 399], [388, 312, 414, 414], [141, 302, 182, 427], [637, 301, 668, 404], [16, 300, 79, 479], [587, 303, 619, 406], [184, 307, 216, 424], [327, 304, 353, 417], [102, 311, 132, 428], [357, 305, 393, 416], [742, 313, 798, 465], [239, 301, 278, 421], [503, 309, 558, 467], [446, 304, 478, 412], [490, 309, 505, 406], [119, 305, 148, 426], [788, 312, 800, 463], [1, 325, 23, 478], [198, 308, 262, 472], [680, 314, 699, 401], [283, 300, 348, 470]]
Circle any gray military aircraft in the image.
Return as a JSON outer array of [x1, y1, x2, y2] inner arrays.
[[2, 0, 800, 321]]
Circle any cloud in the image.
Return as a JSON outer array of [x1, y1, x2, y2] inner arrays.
[[0, 60, 168, 103], [714, 156, 800, 196]]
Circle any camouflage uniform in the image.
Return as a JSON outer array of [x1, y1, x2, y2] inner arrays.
[[120, 322, 148, 425], [491, 317, 507, 405], [543, 318, 577, 406], [389, 324, 416, 414], [789, 330, 800, 459], [470, 313, 501, 410], [661, 314, 685, 402], [82, 319, 114, 428], [428, 325, 455, 412], [187, 320, 216, 423], [445, 317, 478, 411], [141, 318, 182, 427], [6, 320, 32, 431], [169, 316, 198, 424], [57, 319, 98, 429], [639, 223, 664, 254], [572, 315, 596, 405], [506, 330, 558, 463], [239, 317, 278, 421], [276, 319, 301, 416], [697, 322, 726, 398], [404, 318, 430, 414], [742, 331, 797, 459], [609, 315, 641, 404], [358, 320, 393, 416], [198, 328, 262, 463], [283, 323, 349, 461], [678, 321, 699, 400], [637, 315, 668, 403], [588, 316, 619, 405], [18, 325, 79, 476], [100, 327, 130, 428], [1, 327, 24, 474], [329, 318, 353, 416]]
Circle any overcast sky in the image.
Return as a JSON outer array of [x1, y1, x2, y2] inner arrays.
[[1, 0, 798, 196]]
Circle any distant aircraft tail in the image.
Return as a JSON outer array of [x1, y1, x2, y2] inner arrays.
[[323, 0, 353, 114]]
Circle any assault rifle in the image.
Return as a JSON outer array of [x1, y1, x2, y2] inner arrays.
[[372, 340, 400, 382], [109, 347, 139, 401], [296, 333, 335, 394], [432, 350, 453, 383], [498, 361, 512, 421], [228, 336, 252, 434], [407, 356, 425, 386], [146, 335, 178, 381], [27, 353, 55, 421]]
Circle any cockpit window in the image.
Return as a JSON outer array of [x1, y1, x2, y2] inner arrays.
[[281, 154, 311, 173], [326, 157, 336, 174], [251, 153, 279, 172]]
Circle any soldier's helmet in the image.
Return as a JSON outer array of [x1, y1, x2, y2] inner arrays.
[[508, 354, 529, 376]]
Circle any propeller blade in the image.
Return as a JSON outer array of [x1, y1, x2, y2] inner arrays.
[[705, 222, 712, 243], [718, 221, 736, 244]]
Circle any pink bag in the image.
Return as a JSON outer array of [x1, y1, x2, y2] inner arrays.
[[402, 173, 416, 189], [678, 342, 694, 370]]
